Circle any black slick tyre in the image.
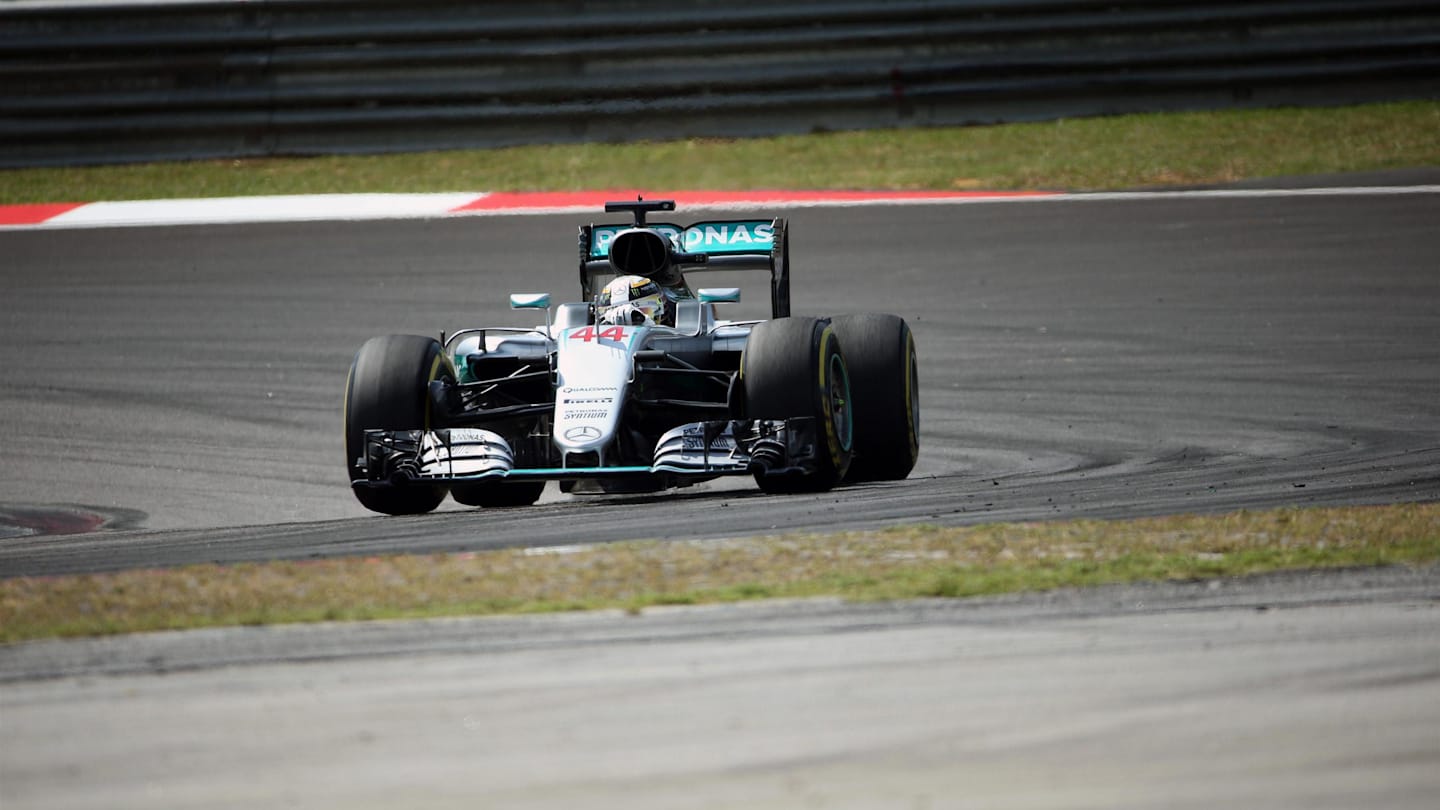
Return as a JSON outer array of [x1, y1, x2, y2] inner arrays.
[[344, 334, 451, 515], [829, 313, 920, 482], [741, 317, 853, 493], [450, 480, 545, 508]]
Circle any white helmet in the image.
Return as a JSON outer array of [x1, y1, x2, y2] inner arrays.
[[597, 275, 672, 326]]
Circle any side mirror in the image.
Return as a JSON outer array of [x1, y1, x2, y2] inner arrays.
[[509, 293, 551, 310], [697, 287, 741, 304]]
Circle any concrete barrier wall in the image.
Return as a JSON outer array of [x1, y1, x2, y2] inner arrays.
[[3, 0, 1438, 167]]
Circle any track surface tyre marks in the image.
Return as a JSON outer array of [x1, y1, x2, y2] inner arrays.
[[343, 334, 450, 515], [742, 317, 852, 493], [830, 313, 920, 483], [2, 194, 1438, 574]]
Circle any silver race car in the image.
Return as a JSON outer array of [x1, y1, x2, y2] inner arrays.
[[344, 198, 918, 515]]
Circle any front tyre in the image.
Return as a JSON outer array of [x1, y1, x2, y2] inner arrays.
[[344, 334, 451, 515], [829, 314, 920, 482], [741, 317, 853, 493]]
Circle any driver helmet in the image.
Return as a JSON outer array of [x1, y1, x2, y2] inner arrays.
[[597, 275, 674, 326]]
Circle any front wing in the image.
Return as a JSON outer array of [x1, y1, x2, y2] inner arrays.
[[353, 418, 824, 489]]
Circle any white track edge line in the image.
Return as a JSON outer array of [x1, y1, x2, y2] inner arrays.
[[3, 186, 1437, 231]]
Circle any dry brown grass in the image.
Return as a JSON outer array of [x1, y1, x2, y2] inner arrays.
[[2, 503, 1435, 643]]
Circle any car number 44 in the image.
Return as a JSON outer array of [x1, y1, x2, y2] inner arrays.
[[569, 326, 628, 342]]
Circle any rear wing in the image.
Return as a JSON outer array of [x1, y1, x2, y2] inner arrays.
[[578, 215, 791, 318]]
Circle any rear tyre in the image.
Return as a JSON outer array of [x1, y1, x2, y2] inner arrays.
[[450, 480, 545, 508], [830, 314, 920, 482], [344, 334, 451, 515], [741, 317, 852, 493]]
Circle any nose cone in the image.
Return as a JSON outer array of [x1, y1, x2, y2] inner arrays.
[[553, 321, 645, 461]]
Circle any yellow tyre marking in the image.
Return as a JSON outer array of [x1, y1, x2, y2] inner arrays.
[[424, 351, 446, 431], [816, 326, 847, 469], [343, 362, 353, 439], [904, 329, 918, 456]]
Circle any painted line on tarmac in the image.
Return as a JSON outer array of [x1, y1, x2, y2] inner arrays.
[[0, 192, 481, 230], [447, 188, 1055, 216], [0, 202, 88, 225], [3, 186, 1438, 230], [0, 189, 1052, 229]]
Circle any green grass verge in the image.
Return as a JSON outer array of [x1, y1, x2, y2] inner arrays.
[[2, 101, 1437, 204], [2, 503, 1435, 644]]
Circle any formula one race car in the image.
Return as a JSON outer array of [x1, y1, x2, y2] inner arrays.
[[344, 198, 918, 515]]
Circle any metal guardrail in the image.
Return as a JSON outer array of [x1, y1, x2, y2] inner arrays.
[[2, 0, 1438, 167]]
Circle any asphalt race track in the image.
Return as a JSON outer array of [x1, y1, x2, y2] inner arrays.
[[3, 186, 1440, 808], [1, 190, 1437, 574]]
